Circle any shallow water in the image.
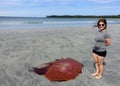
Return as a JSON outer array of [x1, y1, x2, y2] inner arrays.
[[0, 17, 120, 29]]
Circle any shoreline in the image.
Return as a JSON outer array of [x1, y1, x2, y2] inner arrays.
[[0, 23, 119, 31]]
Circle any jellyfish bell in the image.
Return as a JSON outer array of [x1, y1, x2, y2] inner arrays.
[[28, 58, 83, 81]]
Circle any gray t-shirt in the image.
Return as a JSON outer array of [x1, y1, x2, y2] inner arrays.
[[93, 30, 111, 52]]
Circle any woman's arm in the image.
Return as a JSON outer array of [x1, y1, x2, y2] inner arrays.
[[105, 38, 111, 46]]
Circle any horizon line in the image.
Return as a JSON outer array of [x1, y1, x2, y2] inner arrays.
[[0, 14, 120, 18]]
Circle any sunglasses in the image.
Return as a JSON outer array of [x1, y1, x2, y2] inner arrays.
[[98, 24, 105, 27]]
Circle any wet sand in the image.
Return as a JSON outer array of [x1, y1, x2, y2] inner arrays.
[[0, 25, 120, 86]]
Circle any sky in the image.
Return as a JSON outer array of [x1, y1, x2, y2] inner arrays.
[[0, 0, 120, 17]]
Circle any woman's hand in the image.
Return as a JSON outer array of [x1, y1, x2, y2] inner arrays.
[[105, 38, 111, 46]]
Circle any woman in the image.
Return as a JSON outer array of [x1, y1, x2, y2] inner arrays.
[[92, 18, 111, 79]]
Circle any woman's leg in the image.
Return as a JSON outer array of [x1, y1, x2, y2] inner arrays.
[[95, 56, 104, 79], [92, 53, 99, 76]]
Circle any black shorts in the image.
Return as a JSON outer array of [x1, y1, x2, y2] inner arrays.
[[93, 49, 107, 57]]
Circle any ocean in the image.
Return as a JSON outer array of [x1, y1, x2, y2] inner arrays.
[[0, 16, 120, 29]]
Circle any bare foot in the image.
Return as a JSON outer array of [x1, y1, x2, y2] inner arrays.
[[92, 73, 98, 77], [95, 75, 102, 79]]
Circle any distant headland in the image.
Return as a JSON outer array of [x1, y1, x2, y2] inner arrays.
[[47, 15, 120, 18]]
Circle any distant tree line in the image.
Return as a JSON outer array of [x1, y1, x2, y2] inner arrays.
[[47, 15, 120, 18]]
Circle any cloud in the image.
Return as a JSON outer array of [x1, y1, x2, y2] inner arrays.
[[99, 6, 120, 10], [0, 0, 23, 7], [0, 0, 119, 16], [0, 0, 74, 7], [88, 0, 117, 3]]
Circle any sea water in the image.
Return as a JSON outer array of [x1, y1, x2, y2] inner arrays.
[[0, 16, 120, 29]]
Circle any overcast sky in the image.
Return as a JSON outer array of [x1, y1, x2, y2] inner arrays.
[[0, 0, 120, 17]]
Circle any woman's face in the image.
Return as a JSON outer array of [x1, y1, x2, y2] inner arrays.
[[98, 21, 106, 31]]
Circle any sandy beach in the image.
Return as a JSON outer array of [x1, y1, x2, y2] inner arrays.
[[0, 24, 120, 86]]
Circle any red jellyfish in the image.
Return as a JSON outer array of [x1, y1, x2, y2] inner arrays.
[[28, 58, 83, 81]]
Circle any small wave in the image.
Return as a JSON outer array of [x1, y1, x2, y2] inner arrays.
[[43, 21, 94, 24], [24, 21, 43, 24], [108, 21, 120, 24], [0, 25, 9, 27]]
